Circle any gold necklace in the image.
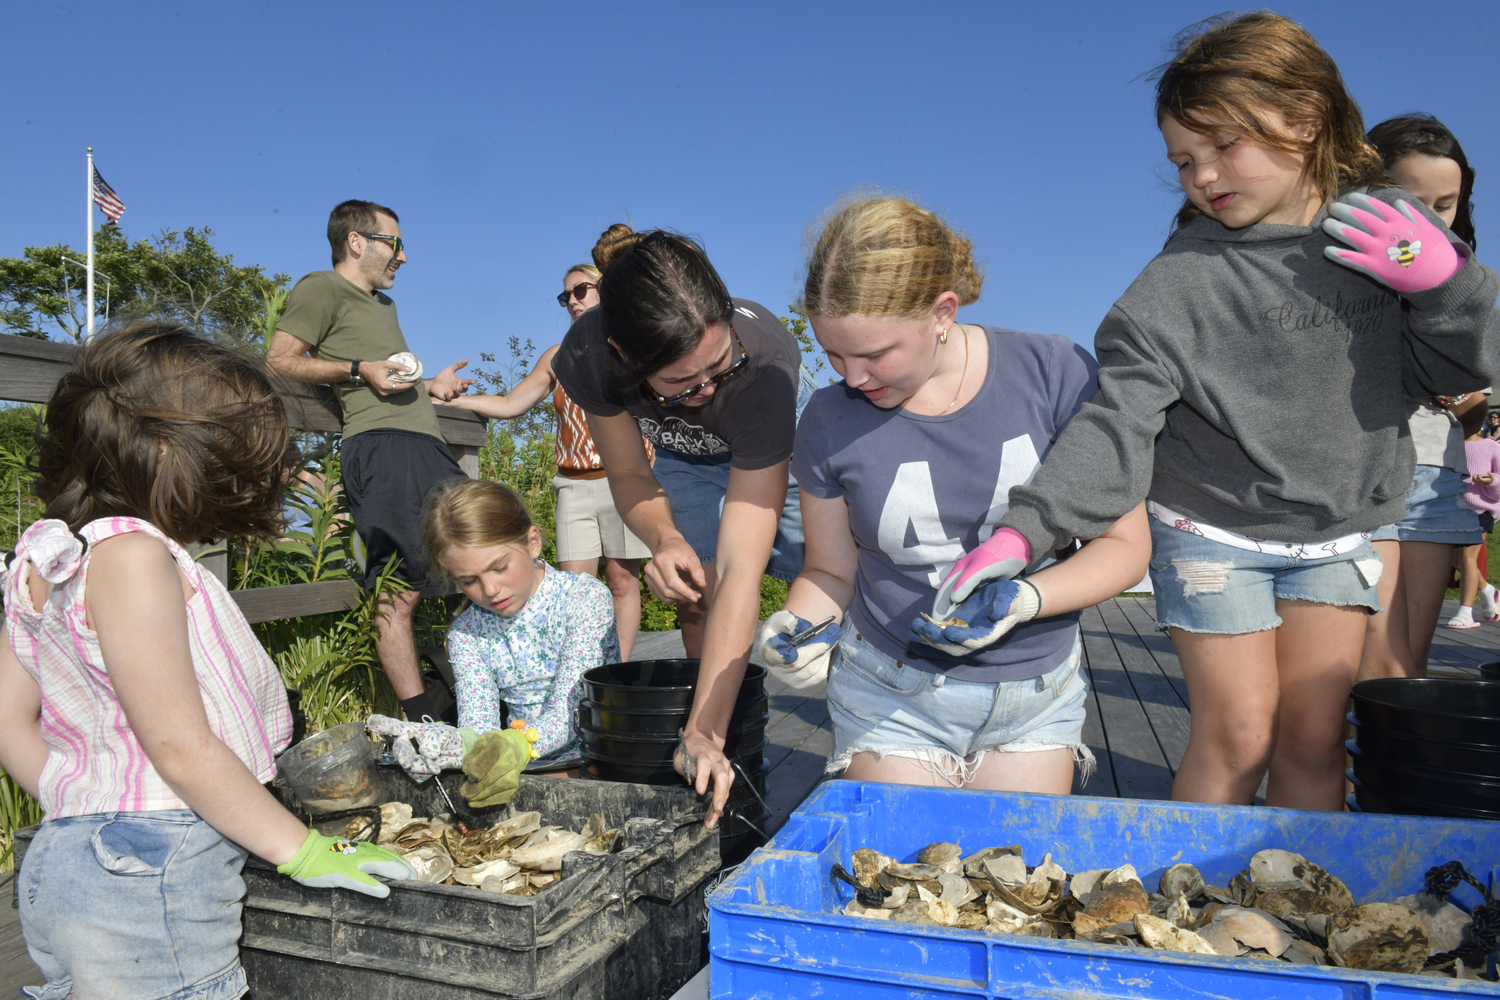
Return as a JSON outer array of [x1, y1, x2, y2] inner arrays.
[[945, 324, 970, 411]]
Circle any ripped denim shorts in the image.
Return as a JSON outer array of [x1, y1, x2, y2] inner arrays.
[[825, 619, 1093, 785], [1148, 516, 1382, 635]]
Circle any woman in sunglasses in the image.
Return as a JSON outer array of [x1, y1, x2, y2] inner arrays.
[[554, 225, 815, 827], [449, 261, 654, 659]]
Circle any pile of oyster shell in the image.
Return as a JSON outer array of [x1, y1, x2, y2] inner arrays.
[[835, 844, 1487, 980], [345, 801, 620, 896]]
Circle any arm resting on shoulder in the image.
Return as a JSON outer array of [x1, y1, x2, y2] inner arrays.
[[87, 533, 308, 865], [1024, 503, 1151, 615], [0, 625, 47, 799], [447, 346, 558, 420]]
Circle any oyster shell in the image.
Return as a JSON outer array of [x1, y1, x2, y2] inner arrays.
[[886, 862, 947, 881], [880, 882, 911, 909], [1067, 869, 1112, 906], [962, 845, 1022, 879], [580, 813, 619, 854], [853, 847, 895, 887], [917, 842, 963, 874], [938, 872, 978, 906], [1102, 863, 1144, 890], [983, 855, 1029, 886], [1197, 906, 1293, 958], [843, 898, 893, 920], [453, 857, 520, 886], [1248, 849, 1352, 911], [1073, 882, 1149, 940], [1394, 892, 1474, 955], [402, 845, 454, 884], [509, 829, 587, 871], [1326, 903, 1430, 974], [1134, 913, 1218, 955], [1160, 863, 1205, 900]]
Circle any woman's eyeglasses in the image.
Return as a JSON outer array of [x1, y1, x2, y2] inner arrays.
[[647, 325, 750, 406], [356, 232, 404, 255], [557, 282, 597, 307]]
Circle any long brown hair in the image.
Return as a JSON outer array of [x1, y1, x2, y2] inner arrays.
[[34, 321, 289, 543], [1155, 12, 1388, 232], [801, 195, 982, 319]]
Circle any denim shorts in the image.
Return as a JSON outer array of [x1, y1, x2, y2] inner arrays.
[[17, 810, 250, 1000], [1148, 516, 1383, 635], [825, 619, 1093, 784], [651, 366, 816, 583], [1368, 465, 1483, 545]]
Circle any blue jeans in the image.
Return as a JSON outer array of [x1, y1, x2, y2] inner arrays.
[[826, 619, 1093, 783], [17, 811, 249, 1000], [652, 366, 816, 582], [1148, 517, 1382, 635]]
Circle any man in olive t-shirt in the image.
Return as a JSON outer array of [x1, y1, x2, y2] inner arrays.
[[267, 199, 475, 722]]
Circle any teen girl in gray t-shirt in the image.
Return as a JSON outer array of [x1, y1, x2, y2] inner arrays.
[[757, 196, 1150, 795]]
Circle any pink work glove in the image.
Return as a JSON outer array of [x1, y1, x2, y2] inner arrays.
[[1323, 192, 1462, 295], [931, 526, 1032, 621]]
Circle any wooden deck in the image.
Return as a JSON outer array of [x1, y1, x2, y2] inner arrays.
[[635, 596, 1500, 833], [4, 599, 1496, 997]]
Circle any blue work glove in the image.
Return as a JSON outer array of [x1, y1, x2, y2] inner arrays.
[[910, 578, 1042, 656], [277, 830, 417, 898], [755, 610, 840, 690]]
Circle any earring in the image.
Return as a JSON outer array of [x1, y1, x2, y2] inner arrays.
[[939, 327, 949, 345]]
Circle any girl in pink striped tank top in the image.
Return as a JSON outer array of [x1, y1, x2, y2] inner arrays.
[[0, 323, 414, 1000]]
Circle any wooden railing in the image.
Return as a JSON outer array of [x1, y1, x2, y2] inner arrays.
[[0, 332, 485, 623]]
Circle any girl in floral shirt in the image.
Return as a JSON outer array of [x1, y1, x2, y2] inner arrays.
[[424, 480, 620, 758]]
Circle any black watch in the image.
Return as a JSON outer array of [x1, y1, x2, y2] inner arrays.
[[349, 358, 364, 385]]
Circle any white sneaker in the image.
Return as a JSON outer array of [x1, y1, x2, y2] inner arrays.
[[1477, 585, 1500, 623]]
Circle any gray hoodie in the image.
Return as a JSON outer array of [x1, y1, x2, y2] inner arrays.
[[1002, 187, 1500, 552]]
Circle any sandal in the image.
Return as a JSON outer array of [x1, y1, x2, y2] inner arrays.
[[1445, 615, 1481, 629]]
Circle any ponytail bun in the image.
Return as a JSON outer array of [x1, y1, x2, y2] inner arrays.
[[592, 223, 642, 270]]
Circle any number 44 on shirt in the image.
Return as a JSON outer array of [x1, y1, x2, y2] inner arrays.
[[876, 435, 1040, 587]]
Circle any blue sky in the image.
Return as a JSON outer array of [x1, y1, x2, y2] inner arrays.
[[5, 1, 1497, 377]]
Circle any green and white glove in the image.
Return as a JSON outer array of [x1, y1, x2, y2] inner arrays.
[[461, 727, 533, 809], [277, 830, 416, 898]]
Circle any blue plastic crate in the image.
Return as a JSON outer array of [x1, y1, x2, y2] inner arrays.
[[707, 782, 1500, 998]]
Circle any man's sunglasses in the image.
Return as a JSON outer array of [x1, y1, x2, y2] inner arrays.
[[647, 324, 750, 407], [356, 232, 404, 255], [557, 282, 597, 307]]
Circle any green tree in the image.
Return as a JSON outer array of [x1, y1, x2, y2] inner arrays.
[[780, 305, 827, 380], [0, 224, 289, 351]]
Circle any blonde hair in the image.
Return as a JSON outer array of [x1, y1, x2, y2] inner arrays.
[[563, 262, 601, 283], [421, 479, 535, 576], [800, 196, 982, 318]]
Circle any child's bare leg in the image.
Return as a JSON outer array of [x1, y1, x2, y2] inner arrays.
[[1400, 541, 1452, 673], [967, 747, 1076, 794], [842, 751, 961, 787], [1264, 599, 1365, 811], [1458, 543, 1483, 609], [1357, 540, 1415, 681], [1169, 628, 1279, 805]]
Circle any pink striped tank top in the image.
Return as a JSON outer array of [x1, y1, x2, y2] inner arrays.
[[2, 517, 293, 818]]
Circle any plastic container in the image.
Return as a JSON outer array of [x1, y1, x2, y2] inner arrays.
[[583, 742, 767, 787], [243, 768, 719, 998], [276, 721, 381, 813], [581, 661, 765, 711], [1481, 661, 1500, 682], [1348, 715, 1500, 778], [708, 780, 1500, 1000], [1347, 742, 1500, 816], [579, 724, 765, 763], [580, 695, 769, 736], [1350, 677, 1500, 745], [1347, 768, 1500, 821]]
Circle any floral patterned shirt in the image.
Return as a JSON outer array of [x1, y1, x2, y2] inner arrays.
[[446, 565, 619, 756]]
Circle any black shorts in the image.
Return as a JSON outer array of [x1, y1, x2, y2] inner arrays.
[[1482, 511, 1495, 535], [342, 428, 465, 589]]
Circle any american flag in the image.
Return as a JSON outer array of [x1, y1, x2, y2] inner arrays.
[[92, 165, 125, 223]]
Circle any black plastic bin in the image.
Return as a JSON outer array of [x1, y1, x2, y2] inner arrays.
[[244, 768, 717, 998]]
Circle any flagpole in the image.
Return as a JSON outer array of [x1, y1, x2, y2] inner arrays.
[[86, 148, 95, 342]]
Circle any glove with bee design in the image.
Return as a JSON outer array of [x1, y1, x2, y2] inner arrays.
[[1323, 192, 1462, 295]]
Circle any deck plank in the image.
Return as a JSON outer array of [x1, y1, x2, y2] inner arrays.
[[1097, 600, 1191, 776], [1114, 597, 1192, 708], [1077, 605, 1176, 800]]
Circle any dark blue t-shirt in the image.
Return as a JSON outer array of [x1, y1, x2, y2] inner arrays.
[[791, 327, 1099, 682]]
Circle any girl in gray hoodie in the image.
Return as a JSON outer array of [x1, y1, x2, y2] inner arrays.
[[923, 13, 1500, 812]]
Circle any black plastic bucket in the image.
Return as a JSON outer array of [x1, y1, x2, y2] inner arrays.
[[1349, 678, 1500, 745], [584, 745, 770, 787], [1346, 742, 1500, 814], [581, 724, 767, 763], [582, 660, 766, 711], [1480, 661, 1500, 682], [1347, 768, 1500, 820], [1347, 716, 1500, 778], [581, 694, 769, 736]]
